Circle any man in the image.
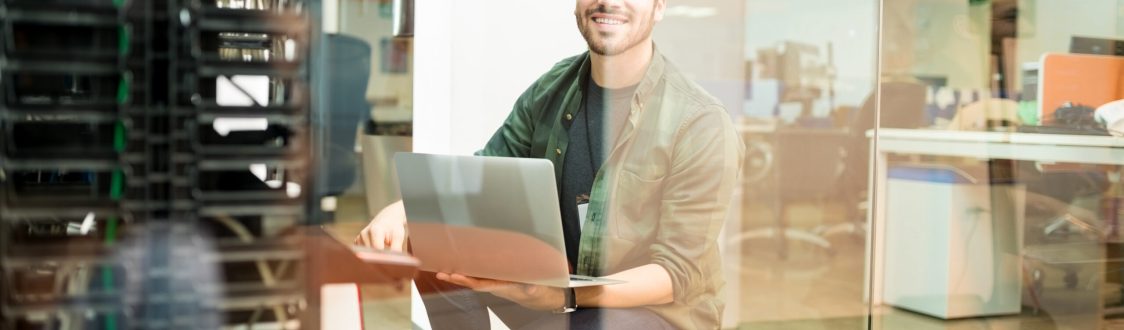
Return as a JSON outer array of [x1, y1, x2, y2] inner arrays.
[[355, 0, 743, 328]]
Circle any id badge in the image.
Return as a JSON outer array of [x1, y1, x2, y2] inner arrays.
[[576, 194, 591, 232], [577, 203, 589, 232]]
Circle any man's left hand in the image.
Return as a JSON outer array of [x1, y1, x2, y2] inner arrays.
[[436, 272, 566, 311]]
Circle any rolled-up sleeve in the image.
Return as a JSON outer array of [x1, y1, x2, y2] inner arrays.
[[649, 105, 744, 301]]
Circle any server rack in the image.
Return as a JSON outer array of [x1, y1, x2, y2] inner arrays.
[[1, 0, 319, 328]]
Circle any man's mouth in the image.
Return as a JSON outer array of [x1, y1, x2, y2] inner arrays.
[[593, 17, 626, 25]]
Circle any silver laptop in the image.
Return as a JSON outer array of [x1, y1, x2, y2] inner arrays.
[[395, 152, 623, 288]]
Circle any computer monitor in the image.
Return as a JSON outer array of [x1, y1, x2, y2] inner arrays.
[[1070, 36, 1124, 56]]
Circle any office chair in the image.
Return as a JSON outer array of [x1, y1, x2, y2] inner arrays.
[[774, 128, 850, 257], [322, 34, 373, 196], [814, 82, 928, 241], [728, 82, 927, 259]]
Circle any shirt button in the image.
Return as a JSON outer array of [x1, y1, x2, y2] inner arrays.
[[555, 148, 562, 155], [565, 113, 573, 121]]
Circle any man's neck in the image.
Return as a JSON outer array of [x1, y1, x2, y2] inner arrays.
[[589, 40, 653, 89]]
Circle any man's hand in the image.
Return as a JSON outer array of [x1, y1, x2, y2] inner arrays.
[[354, 200, 407, 251], [436, 272, 566, 311]]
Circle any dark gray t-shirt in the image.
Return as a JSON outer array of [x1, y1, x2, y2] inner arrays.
[[559, 79, 635, 272]]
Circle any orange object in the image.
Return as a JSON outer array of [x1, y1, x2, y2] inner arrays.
[[1038, 53, 1124, 125]]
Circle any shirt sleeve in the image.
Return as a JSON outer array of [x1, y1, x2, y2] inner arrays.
[[475, 82, 540, 158], [649, 105, 744, 301]]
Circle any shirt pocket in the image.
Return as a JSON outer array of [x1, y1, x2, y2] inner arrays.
[[611, 169, 664, 242]]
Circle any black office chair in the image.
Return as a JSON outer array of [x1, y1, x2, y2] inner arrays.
[[736, 82, 927, 259], [321, 33, 373, 196], [773, 128, 850, 257], [814, 82, 928, 240]]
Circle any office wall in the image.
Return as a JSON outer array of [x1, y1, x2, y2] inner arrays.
[[1120, 0, 1124, 34], [1014, 0, 1119, 88], [745, 0, 878, 109], [1016, 0, 1118, 61], [413, 1, 746, 154], [655, 0, 746, 116], [339, 1, 413, 118], [883, 0, 991, 89], [414, 0, 585, 155]]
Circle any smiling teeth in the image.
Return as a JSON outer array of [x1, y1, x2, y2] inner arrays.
[[595, 18, 624, 25]]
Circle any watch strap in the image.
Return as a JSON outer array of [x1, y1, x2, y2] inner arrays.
[[553, 287, 577, 314]]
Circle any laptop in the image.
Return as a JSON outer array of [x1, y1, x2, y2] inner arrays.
[[394, 152, 623, 288]]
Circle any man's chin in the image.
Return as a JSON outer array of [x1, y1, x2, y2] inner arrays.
[[588, 42, 624, 56]]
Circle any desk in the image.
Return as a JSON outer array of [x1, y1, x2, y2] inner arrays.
[[868, 128, 1124, 310], [872, 128, 1124, 165]]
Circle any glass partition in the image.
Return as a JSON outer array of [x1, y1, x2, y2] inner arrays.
[[335, 0, 414, 224], [724, 0, 879, 328], [871, 0, 1124, 328], [396, 0, 881, 328]]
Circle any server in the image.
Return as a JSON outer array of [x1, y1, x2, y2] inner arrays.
[[1, 0, 316, 328]]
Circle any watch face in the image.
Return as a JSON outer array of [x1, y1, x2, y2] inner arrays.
[[552, 287, 577, 314], [553, 306, 577, 314]]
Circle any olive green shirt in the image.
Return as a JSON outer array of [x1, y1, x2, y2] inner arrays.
[[477, 47, 744, 329]]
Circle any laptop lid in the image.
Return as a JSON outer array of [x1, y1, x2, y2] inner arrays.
[[394, 152, 571, 287]]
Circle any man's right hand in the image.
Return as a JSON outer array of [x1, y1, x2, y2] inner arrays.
[[354, 200, 408, 251]]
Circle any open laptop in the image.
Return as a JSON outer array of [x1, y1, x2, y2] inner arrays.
[[394, 152, 623, 288]]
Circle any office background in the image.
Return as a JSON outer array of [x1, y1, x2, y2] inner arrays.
[[3, 0, 1124, 329]]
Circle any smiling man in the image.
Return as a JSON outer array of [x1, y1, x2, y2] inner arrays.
[[356, 0, 742, 328]]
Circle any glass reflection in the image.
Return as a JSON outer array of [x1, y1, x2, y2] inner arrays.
[[730, 0, 878, 328], [873, 0, 1124, 329]]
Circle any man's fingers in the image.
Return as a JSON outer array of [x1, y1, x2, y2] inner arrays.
[[438, 273, 514, 293], [370, 226, 388, 250], [389, 226, 406, 252], [356, 226, 371, 246], [447, 273, 489, 289], [433, 273, 559, 310]]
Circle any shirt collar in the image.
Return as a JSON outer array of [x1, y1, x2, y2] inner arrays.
[[633, 43, 665, 107]]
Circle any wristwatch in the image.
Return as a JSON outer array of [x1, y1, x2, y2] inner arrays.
[[553, 287, 577, 314]]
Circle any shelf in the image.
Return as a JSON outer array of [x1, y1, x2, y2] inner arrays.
[[0, 157, 121, 170], [3, 0, 126, 11], [196, 158, 305, 170], [195, 62, 303, 79], [0, 206, 123, 220], [1, 7, 122, 26], [1, 108, 122, 122], [1, 59, 124, 75], [1, 0, 316, 326], [198, 204, 303, 217], [196, 10, 309, 36]]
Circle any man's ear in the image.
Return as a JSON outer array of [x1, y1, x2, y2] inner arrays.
[[653, 0, 666, 22]]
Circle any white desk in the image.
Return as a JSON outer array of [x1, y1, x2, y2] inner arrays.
[[873, 128, 1124, 165], [867, 128, 1124, 306]]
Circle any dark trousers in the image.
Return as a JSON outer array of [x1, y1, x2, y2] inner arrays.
[[414, 271, 675, 330]]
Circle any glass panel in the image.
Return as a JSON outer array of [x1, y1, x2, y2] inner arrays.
[[382, 0, 882, 328], [334, 0, 414, 223], [333, 2, 417, 329], [730, 0, 879, 328], [873, 0, 1124, 328]]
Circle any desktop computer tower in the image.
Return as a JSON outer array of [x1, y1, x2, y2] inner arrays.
[[882, 164, 1025, 319]]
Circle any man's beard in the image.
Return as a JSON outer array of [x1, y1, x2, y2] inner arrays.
[[577, 8, 654, 56]]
